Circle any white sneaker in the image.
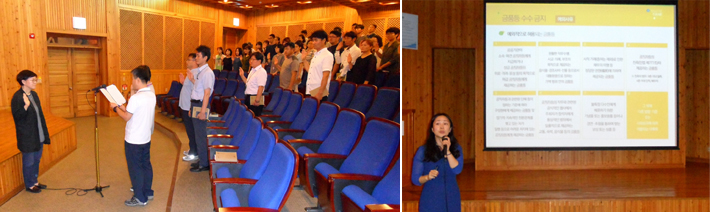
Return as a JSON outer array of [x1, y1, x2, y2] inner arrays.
[[183, 151, 189, 156], [182, 155, 198, 161]]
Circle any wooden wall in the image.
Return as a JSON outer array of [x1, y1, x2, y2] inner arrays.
[[0, 0, 50, 111], [403, 198, 709, 212], [402, 0, 710, 172], [246, 2, 361, 44]]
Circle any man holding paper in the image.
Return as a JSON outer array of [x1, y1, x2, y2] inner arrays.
[[305, 30, 334, 103], [179, 53, 199, 162], [110, 65, 156, 207], [189, 45, 215, 172], [238, 52, 267, 116]]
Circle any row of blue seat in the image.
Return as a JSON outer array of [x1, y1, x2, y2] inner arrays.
[[206, 96, 400, 212]]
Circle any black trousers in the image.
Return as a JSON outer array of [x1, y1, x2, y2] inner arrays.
[[190, 101, 209, 167], [180, 109, 196, 155], [245, 94, 264, 116], [125, 141, 153, 202]]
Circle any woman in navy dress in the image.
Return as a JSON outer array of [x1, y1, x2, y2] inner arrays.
[[411, 113, 464, 212]]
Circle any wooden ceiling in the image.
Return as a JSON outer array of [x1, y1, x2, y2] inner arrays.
[[201, 0, 399, 10]]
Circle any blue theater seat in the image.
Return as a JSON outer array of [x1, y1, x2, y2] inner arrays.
[[210, 127, 276, 182], [365, 88, 399, 121], [266, 97, 318, 131], [341, 160, 400, 212], [293, 108, 365, 197], [275, 102, 339, 142], [212, 141, 297, 211], [332, 82, 356, 108], [347, 84, 377, 114], [260, 92, 303, 122]]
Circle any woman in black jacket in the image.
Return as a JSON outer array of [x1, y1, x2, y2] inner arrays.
[[11, 70, 50, 193]]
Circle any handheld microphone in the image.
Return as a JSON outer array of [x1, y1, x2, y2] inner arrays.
[[89, 84, 107, 92], [442, 137, 449, 157]]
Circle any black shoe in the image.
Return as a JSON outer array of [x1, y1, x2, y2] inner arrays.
[[37, 183, 47, 189], [26, 186, 41, 193], [124, 197, 147, 206], [190, 162, 199, 168], [190, 166, 209, 172]]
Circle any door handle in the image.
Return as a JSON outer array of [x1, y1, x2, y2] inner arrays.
[[69, 87, 73, 90]]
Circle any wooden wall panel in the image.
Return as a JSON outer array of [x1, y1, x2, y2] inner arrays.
[[165, 16, 184, 70], [222, 10, 247, 29], [256, 26, 271, 43], [144, 13, 164, 70], [119, 0, 170, 12], [686, 49, 710, 160], [433, 48, 476, 160], [403, 199, 710, 212], [387, 17, 400, 30], [44, 0, 107, 34], [184, 19, 200, 57], [120, 9, 142, 70], [362, 18, 386, 37], [172, 0, 217, 21], [402, 0, 708, 171], [0, 0, 49, 110], [287, 24, 304, 40], [305, 23, 325, 37], [402, 109, 416, 187], [271, 26, 287, 40], [324, 22, 344, 34], [200, 21, 215, 67]]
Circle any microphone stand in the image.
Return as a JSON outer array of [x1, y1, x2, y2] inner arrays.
[[88, 89, 110, 197]]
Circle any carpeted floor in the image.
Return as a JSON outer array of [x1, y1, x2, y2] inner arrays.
[[0, 115, 178, 212], [0, 111, 321, 211]]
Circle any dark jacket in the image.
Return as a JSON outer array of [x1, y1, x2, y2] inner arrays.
[[11, 89, 50, 153]]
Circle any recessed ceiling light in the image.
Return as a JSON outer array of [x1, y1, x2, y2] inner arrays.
[[223, 0, 228, 3], [350, 0, 371, 3], [239, 5, 253, 8], [296, 1, 312, 4], [378, 1, 398, 5], [265, 4, 279, 8]]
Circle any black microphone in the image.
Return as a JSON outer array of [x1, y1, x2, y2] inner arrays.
[[89, 84, 107, 92], [441, 137, 449, 158]]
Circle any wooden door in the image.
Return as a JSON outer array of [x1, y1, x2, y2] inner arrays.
[[72, 49, 99, 117], [47, 48, 74, 118], [47, 48, 99, 118]]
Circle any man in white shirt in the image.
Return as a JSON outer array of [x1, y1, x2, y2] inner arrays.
[[334, 31, 361, 81], [111, 65, 156, 207], [188, 45, 215, 172], [179, 53, 199, 162], [238, 52, 267, 116], [305, 30, 334, 103]]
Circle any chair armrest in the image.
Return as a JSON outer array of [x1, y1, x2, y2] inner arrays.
[[208, 120, 226, 123], [213, 179, 257, 210], [218, 207, 279, 212], [327, 174, 384, 212], [275, 129, 305, 140], [265, 120, 292, 125], [259, 114, 281, 118], [287, 139, 323, 153], [365, 204, 401, 212], [210, 161, 247, 179], [213, 178, 257, 185], [209, 145, 240, 161], [208, 127, 229, 130], [208, 134, 234, 138]]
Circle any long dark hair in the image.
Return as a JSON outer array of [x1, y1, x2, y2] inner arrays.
[[423, 113, 460, 162]]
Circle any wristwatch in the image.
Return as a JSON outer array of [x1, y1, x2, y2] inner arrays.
[[113, 106, 118, 113]]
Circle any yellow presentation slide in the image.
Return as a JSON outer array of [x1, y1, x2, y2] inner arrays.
[[485, 3, 677, 148]]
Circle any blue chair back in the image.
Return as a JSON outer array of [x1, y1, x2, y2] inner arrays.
[[222, 80, 238, 97], [223, 104, 244, 130], [347, 85, 376, 113], [328, 80, 340, 101], [227, 71, 238, 80], [289, 97, 318, 131], [279, 93, 303, 122], [365, 88, 399, 120], [167, 81, 181, 97], [235, 117, 262, 161], [371, 159, 400, 205], [227, 110, 252, 144], [218, 70, 229, 79], [317, 109, 365, 156], [239, 125, 276, 180], [213, 79, 227, 96], [266, 74, 279, 92], [272, 90, 292, 116], [213, 69, 220, 78], [264, 88, 282, 111], [332, 82, 356, 108], [235, 80, 246, 101], [338, 118, 399, 176], [264, 74, 275, 92], [301, 102, 339, 141], [248, 142, 297, 210]]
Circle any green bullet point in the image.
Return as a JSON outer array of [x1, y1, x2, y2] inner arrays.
[[499, 31, 504, 35]]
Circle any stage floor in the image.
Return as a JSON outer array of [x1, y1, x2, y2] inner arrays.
[[403, 161, 709, 202]]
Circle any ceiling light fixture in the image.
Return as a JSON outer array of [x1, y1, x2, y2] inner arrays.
[[265, 4, 279, 8], [296, 1, 312, 4], [350, 0, 371, 3], [239, 5, 253, 8], [378, 1, 398, 5]]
